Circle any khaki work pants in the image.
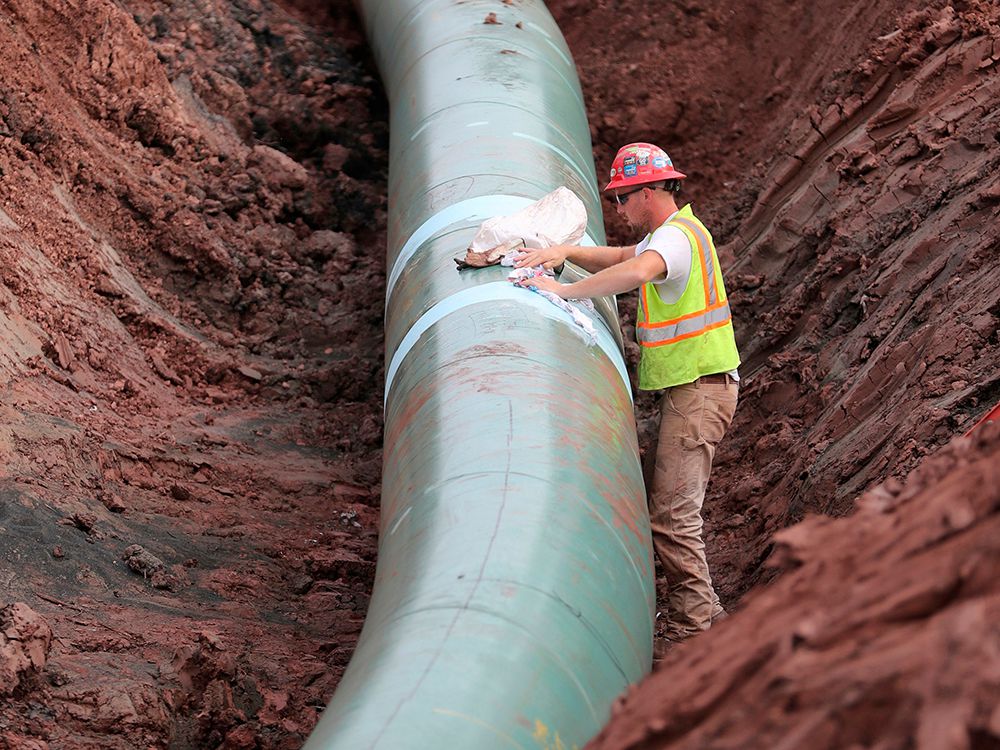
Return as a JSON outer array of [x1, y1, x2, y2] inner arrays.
[[645, 376, 738, 640]]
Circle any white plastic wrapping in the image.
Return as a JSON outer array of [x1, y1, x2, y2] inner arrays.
[[469, 186, 587, 251]]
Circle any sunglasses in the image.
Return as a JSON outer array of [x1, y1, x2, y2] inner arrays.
[[614, 189, 642, 206]]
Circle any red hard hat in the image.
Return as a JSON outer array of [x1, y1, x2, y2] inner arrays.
[[604, 142, 686, 191]]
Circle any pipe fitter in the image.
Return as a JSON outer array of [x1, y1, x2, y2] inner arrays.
[[515, 143, 741, 644]]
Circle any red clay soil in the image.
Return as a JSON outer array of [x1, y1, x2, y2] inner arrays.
[[550, 0, 1000, 747], [588, 422, 1000, 750], [0, 0, 998, 748], [552, 0, 1000, 598], [0, 0, 386, 747]]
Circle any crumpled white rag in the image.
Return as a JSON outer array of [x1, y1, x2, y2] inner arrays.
[[470, 186, 587, 252], [505, 256, 598, 345]]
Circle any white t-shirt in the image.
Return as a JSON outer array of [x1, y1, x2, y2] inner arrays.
[[634, 214, 691, 305], [634, 210, 740, 382]]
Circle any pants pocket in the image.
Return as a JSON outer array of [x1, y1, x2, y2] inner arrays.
[[664, 386, 702, 428], [700, 391, 737, 445]]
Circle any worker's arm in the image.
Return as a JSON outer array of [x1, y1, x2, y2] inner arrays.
[[516, 250, 665, 299], [513, 243, 636, 273]]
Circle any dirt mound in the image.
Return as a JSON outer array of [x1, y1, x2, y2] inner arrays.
[[588, 422, 1000, 749], [0, 0, 386, 746], [713, 1, 1000, 598]]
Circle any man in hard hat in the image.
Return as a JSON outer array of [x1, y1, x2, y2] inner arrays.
[[514, 143, 740, 643]]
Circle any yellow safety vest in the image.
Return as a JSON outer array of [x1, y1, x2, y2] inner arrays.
[[636, 205, 741, 390]]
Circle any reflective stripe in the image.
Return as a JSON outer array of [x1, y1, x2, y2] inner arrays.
[[640, 280, 650, 325], [636, 300, 732, 347], [639, 297, 729, 330], [639, 213, 719, 325], [669, 217, 717, 306]]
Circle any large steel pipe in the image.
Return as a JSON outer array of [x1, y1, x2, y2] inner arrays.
[[304, 1, 654, 747]]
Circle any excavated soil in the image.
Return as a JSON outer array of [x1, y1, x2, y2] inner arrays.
[[553, 0, 1000, 598], [1, 0, 998, 748], [0, 0, 386, 747]]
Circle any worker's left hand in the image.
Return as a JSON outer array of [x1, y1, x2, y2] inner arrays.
[[515, 274, 566, 298], [513, 245, 568, 269]]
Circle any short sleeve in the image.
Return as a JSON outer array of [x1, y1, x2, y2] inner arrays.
[[643, 224, 691, 283]]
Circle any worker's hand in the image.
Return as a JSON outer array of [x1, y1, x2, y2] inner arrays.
[[515, 274, 567, 298], [514, 245, 569, 270]]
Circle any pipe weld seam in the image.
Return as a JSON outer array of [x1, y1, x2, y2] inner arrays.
[[385, 194, 533, 302], [385, 193, 598, 304], [384, 282, 630, 406]]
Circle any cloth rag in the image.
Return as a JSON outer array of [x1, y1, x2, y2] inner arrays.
[[506, 255, 598, 344]]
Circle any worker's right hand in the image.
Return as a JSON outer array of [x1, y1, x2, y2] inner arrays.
[[514, 245, 569, 270]]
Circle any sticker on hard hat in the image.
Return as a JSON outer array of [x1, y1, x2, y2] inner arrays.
[[653, 156, 667, 168], [637, 155, 649, 166], [623, 163, 637, 177], [623, 155, 636, 166], [609, 168, 616, 177]]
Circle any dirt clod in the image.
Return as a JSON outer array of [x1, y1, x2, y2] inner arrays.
[[0, 604, 52, 696], [121, 544, 165, 577]]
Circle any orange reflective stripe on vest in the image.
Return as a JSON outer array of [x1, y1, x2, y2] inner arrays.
[[672, 216, 717, 307], [636, 299, 732, 347], [634, 205, 741, 390], [636, 212, 729, 346]]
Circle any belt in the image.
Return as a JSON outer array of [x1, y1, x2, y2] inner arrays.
[[697, 373, 732, 385]]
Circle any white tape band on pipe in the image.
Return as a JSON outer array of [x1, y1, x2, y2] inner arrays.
[[385, 195, 533, 305], [384, 281, 631, 407], [384, 196, 599, 306]]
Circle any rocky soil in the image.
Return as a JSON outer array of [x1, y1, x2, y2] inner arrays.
[[551, 0, 1000, 746], [589, 421, 1000, 750], [0, 0, 386, 747], [0, 0, 998, 748], [553, 0, 1000, 595]]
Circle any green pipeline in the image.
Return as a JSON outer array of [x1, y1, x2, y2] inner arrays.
[[303, 2, 654, 748]]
